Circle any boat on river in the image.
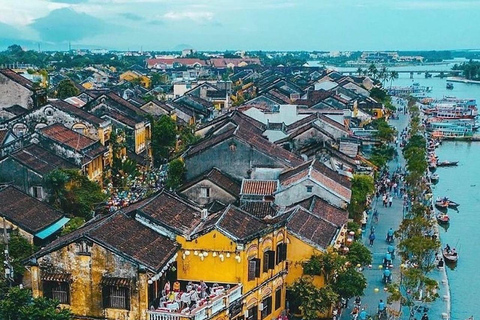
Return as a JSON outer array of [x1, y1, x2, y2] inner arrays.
[[429, 173, 439, 183], [436, 197, 460, 208], [435, 199, 449, 210], [437, 212, 450, 224], [443, 247, 459, 263], [437, 160, 458, 167], [446, 83, 454, 90]]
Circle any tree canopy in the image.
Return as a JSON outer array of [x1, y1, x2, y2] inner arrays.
[[44, 169, 107, 219], [165, 159, 185, 190], [56, 79, 80, 99], [348, 174, 375, 221]]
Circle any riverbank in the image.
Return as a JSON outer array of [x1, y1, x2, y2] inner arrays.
[[446, 77, 480, 85]]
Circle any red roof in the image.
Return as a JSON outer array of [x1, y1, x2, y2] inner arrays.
[[241, 179, 278, 195], [40, 123, 97, 151]]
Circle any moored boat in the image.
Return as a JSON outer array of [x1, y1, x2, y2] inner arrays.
[[437, 212, 450, 224], [446, 83, 454, 90], [437, 160, 458, 167], [436, 197, 460, 208], [443, 246, 458, 263], [435, 200, 449, 210], [429, 173, 439, 182]]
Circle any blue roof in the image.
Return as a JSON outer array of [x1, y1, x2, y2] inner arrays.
[[35, 217, 70, 240]]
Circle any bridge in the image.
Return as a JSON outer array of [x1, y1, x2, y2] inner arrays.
[[337, 70, 462, 78]]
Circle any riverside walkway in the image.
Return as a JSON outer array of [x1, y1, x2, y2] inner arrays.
[[340, 101, 451, 320]]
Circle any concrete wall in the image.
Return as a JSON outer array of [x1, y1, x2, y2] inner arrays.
[[180, 179, 237, 206], [275, 178, 346, 208], [185, 138, 286, 180], [0, 157, 44, 197], [0, 74, 33, 110], [33, 242, 148, 320]]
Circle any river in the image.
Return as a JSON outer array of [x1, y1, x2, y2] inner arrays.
[[380, 64, 479, 320]]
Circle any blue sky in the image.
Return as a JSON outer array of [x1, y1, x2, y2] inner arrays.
[[1, 0, 480, 51]]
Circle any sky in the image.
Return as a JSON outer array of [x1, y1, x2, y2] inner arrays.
[[0, 0, 480, 51]]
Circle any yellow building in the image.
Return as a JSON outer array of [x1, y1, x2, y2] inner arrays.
[[120, 70, 151, 89]]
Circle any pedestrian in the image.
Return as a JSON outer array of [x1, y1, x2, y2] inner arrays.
[[421, 313, 429, 320], [369, 232, 376, 246], [388, 195, 393, 207]]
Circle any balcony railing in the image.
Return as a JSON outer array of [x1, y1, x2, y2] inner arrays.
[[147, 284, 242, 320]]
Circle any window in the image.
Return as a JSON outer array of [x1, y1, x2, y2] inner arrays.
[[32, 186, 43, 199], [43, 281, 70, 304], [263, 250, 275, 273], [261, 296, 272, 319], [248, 258, 261, 281], [200, 187, 210, 198], [275, 288, 282, 310], [103, 286, 130, 310], [276, 243, 287, 264], [77, 240, 91, 255], [306, 185, 313, 193], [247, 305, 258, 320]]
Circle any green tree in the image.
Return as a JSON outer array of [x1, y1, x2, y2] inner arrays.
[[165, 159, 185, 190], [151, 115, 177, 165], [346, 241, 373, 266], [60, 217, 85, 235], [334, 267, 367, 301], [368, 63, 378, 79], [389, 70, 399, 88], [0, 231, 34, 284], [289, 277, 338, 320], [0, 287, 72, 320], [44, 169, 107, 219], [56, 79, 80, 99], [348, 174, 375, 221]]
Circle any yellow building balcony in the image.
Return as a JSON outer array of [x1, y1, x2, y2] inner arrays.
[[146, 284, 242, 320]]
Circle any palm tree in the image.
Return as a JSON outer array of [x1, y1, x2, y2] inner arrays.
[[357, 67, 363, 76], [380, 66, 389, 86], [368, 63, 378, 79], [389, 70, 399, 88]]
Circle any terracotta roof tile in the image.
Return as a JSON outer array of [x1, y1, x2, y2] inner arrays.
[[11, 144, 78, 175], [241, 179, 278, 195], [39, 123, 96, 151], [133, 190, 202, 235], [287, 206, 338, 249], [0, 129, 7, 144], [32, 212, 179, 272], [290, 195, 348, 227], [240, 202, 277, 219], [0, 186, 65, 234], [216, 205, 270, 241]]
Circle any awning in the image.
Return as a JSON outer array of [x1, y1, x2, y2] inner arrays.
[[35, 217, 70, 240], [101, 277, 132, 288], [41, 272, 72, 282]]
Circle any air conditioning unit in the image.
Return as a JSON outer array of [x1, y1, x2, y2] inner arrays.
[[259, 303, 264, 311]]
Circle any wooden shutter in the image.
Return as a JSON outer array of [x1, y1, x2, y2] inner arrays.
[[267, 251, 275, 269], [281, 243, 287, 261], [254, 258, 261, 277], [248, 259, 256, 281], [263, 251, 269, 273]]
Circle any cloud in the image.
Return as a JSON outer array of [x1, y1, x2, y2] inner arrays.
[[30, 8, 107, 42], [119, 13, 143, 20], [163, 11, 214, 22], [50, 0, 89, 3]]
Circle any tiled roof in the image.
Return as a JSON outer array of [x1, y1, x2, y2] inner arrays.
[[32, 212, 179, 272], [88, 213, 179, 271], [132, 190, 202, 236], [105, 92, 147, 116], [290, 195, 348, 227], [11, 144, 78, 175], [39, 123, 97, 151], [147, 58, 206, 67], [103, 109, 139, 128], [0, 129, 7, 144], [216, 205, 270, 242], [241, 179, 278, 195], [4, 105, 28, 116], [0, 69, 34, 90], [179, 167, 241, 198], [311, 159, 351, 189], [210, 58, 261, 68], [0, 186, 65, 234], [240, 202, 277, 219], [49, 100, 104, 126], [286, 206, 338, 249]]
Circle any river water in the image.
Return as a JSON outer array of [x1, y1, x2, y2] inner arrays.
[[379, 65, 479, 320], [320, 61, 480, 319]]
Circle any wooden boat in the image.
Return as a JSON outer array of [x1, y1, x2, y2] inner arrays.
[[437, 160, 458, 167], [443, 247, 458, 262], [435, 201, 449, 209], [436, 213, 450, 224], [446, 83, 454, 90], [436, 197, 459, 208], [430, 173, 439, 182]]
